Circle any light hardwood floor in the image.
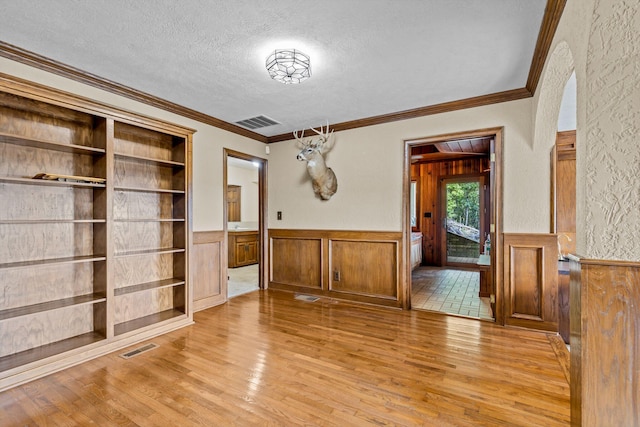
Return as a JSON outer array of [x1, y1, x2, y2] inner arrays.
[[1, 290, 570, 426]]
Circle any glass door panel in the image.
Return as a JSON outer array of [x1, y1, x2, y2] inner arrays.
[[444, 180, 480, 265]]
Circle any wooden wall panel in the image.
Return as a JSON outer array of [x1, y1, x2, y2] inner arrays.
[[113, 191, 174, 220], [503, 233, 558, 331], [511, 247, 543, 319], [114, 253, 174, 288], [113, 221, 174, 254], [192, 231, 225, 311], [330, 240, 397, 298], [0, 185, 94, 220], [0, 305, 95, 357], [570, 259, 640, 426], [114, 288, 174, 324], [551, 131, 576, 256], [113, 158, 175, 191], [270, 237, 322, 289], [0, 222, 94, 264], [413, 158, 487, 266], [556, 159, 576, 233], [269, 230, 403, 307], [0, 144, 96, 180], [113, 122, 177, 161], [0, 263, 94, 310]]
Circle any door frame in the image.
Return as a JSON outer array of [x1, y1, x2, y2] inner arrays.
[[403, 127, 504, 324], [439, 174, 486, 268], [223, 149, 269, 294]]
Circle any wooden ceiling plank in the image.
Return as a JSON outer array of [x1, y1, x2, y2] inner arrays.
[[459, 140, 473, 152]]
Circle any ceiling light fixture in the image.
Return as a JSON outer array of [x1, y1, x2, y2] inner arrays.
[[266, 49, 311, 84]]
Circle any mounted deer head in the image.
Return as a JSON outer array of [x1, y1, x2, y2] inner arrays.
[[294, 122, 338, 200]]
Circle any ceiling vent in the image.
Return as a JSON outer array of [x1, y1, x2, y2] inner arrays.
[[235, 115, 280, 130]]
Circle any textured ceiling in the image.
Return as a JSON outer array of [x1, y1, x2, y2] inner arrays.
[[0, 0, 547, 137]]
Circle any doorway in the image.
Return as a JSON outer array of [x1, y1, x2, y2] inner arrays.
[[224, 149, 268, 299], [404, 128, 503, 323]]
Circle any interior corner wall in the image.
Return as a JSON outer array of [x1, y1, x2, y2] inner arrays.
[[268, 98, 548, 233], [0, 56, 267, 233]]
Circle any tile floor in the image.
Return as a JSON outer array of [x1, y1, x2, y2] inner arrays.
[[411, 267, 493, 320], [228, 264, 259, 298]]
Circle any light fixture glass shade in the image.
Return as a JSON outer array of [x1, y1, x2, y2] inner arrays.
[[266, 49, 311, 84]]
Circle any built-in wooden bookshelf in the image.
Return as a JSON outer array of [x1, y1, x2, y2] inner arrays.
[[112, 122, 187, 337], [0, 73, 193, 391]]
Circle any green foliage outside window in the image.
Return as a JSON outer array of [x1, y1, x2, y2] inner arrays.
[[446, 182, 480, 228]]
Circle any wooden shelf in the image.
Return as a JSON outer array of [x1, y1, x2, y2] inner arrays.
[[113, 218, 185, 223], [0, 132, 106, 155], [0, 254, 107, 271], [114, 247, 185, 258], [0, 219, 106, 224], [0, 332, 104, 373], [0, 176, 106, 188], [0, 78, 192, 390], [114, 185, 184, 194], [115, 278, 185, 296], [114, 309, 185, 336], [115, 152, 184, 167], [0, 294, 106, 321]]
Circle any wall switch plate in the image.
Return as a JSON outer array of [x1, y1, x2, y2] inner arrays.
[[277, 211, 282, 220]]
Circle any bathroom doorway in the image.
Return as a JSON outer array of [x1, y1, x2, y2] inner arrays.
[[224, 149, 267, 298]]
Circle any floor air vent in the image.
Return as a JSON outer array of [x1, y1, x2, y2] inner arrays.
[[295, 294, 320, 302], [235, 115, 280, 130], [120, 343, 158, 359]]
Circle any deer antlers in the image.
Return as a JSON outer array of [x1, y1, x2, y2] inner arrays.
[[293, 121, 334, 152]]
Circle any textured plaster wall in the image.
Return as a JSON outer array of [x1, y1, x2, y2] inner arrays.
[[534, 0, 640, 261], [0, 57, 267, 232], [533, 42, 575, 158], [268, 99, 544, 233], [584, 0, 640, 260]]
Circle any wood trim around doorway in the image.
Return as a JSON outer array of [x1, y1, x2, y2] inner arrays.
[[223, 149, 269, 293], [403, 127, 504, 323]]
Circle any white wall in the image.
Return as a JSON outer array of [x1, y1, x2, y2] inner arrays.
[[0, 57, 267, 232], [227, 163, 259, 223], [269, 99, 542, 233]]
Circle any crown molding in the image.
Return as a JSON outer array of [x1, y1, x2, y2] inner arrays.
[[0, 41, 268, 143], [267, 88, 531, 143], [0, 0, 564, 145], [526, 0, 568, 95]]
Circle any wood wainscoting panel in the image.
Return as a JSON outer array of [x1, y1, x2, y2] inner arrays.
[[270, 236, 322, 289], [330, 240, 397, 299], [510, 246, 543, 320], [269, 230, 403, 307], [192, 231, 225, 311], [503, 233, 558, 331], [570, 258, 640, 426]]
